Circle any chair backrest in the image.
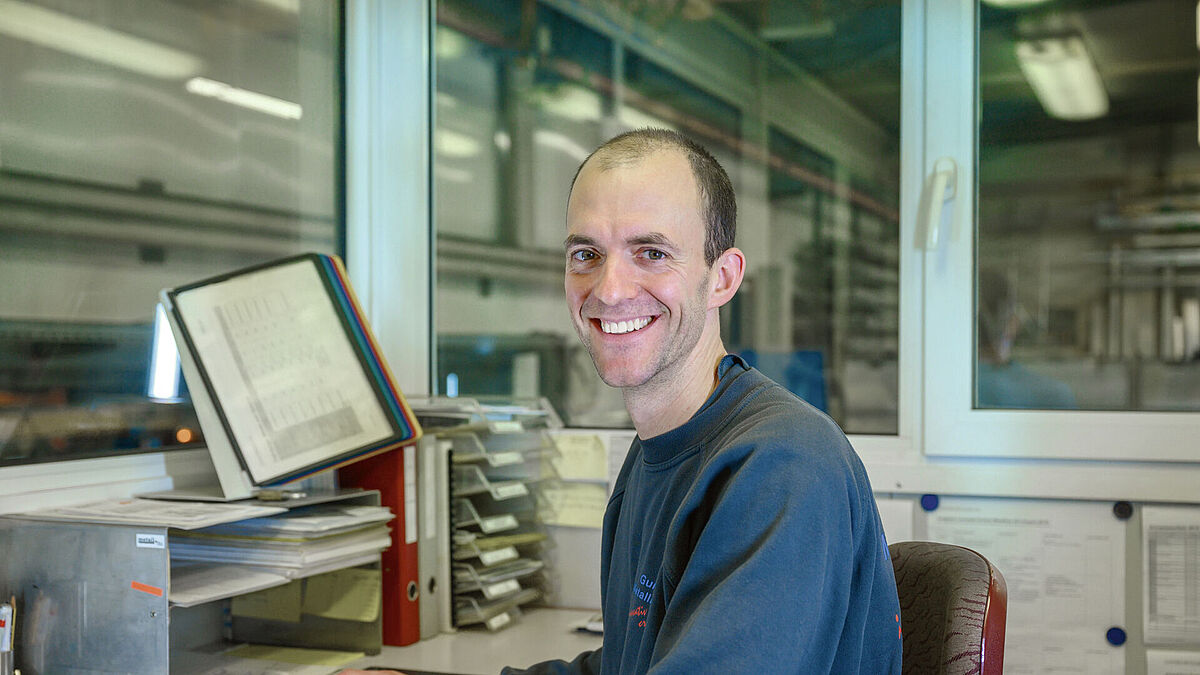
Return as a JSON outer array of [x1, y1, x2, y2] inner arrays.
[[888, 541, 1007, 675]]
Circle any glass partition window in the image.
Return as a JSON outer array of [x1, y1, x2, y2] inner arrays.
[[0, 0, 343, 464], [434, 0, 901, 434], [978, 0, 1200, 412]]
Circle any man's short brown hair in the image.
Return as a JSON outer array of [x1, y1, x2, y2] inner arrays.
[[570, 128, 736, 266]]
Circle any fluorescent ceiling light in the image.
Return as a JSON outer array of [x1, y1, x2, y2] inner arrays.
[[0, 0, 203, 79], [1015, 36, 1109, 121], [253, 0, 299, 12], [435, 128, 482, 158], [981, 0, 1052, 7], [435, 165, 474, 184], [437, 26, 468, 60], [538, 84, 602, 122], [618, 104, 675, 132], [186, 77, 302, 120], [494, 130, 512, 152]]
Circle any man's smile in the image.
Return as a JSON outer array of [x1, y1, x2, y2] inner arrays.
[[595, 316, 655, 335]]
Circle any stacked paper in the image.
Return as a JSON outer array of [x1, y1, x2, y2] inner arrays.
[[170, 505, 394, 577], [189, 505, 395, 540], [20, 498, 286, 529]]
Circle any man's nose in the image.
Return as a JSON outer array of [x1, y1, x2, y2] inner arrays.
[[594, 257, 638, 305]]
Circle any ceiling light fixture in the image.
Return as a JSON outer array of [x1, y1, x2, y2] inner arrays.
[[618, 104, 674, 132], [537, 84, 602, 122], [436, 26, 468, 60], [185, 77, 302, 120], [1015, 35, 1109, 121], [981, 0, 1053, 7], [435, 128, 482, 158], [253, 0, 299, 13], [0, 0, 203, 79]]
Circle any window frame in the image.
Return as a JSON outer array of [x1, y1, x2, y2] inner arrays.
[[344, 0, 433, 399], [920, 1, 1200, 467]]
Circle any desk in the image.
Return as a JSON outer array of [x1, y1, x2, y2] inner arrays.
[[349, 608, 603, 674]]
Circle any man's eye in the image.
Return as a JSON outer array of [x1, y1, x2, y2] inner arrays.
[[571, 250, 597, 262], [640, 249, 666, 261]]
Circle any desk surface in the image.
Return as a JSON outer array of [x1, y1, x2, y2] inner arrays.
[[349, 608, 603, 675]]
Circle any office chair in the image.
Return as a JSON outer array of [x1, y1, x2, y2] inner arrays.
[[889, 541, 1008, 675]]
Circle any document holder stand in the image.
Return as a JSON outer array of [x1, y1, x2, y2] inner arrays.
[[142, 253, 422, 502], [151, 298, 256, 500]]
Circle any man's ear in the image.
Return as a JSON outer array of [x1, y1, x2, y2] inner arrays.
[[708, 247, 745, 310]]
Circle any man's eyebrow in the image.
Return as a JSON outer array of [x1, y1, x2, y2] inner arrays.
[[564, 234, 596, 250], [563, 232, 680, 251], [628, 233, 678, 250]]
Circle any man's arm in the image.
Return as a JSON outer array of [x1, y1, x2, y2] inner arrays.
[[501, 647, 602, 675]]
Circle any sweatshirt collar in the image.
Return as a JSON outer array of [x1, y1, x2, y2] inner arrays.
[[639, 353, 750, 465]]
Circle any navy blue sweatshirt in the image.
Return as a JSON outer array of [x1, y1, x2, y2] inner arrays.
[[506, 355, 901, 674]]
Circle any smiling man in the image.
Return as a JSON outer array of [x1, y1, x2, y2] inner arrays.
[[506, 129, 901, 674]]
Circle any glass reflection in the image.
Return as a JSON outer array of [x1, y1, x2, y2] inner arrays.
[[435, 0, 901, 433], [978, 0, 1200, 411], [0, 0, 343, 464]]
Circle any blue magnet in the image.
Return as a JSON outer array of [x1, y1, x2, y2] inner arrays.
[[1105, 627, 1126, 646], [919, 494, 939, 512]]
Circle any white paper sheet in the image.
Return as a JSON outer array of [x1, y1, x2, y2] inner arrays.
[[174, 259, 393, 482], [874, 497, 914, 543], [1143, 505, 1200, 645], [22, 497, 285, 529], [198, 505, 393, 537], [926, 497, 1126, 674], [551, 432, 608, 481], [542, 483, 607, 529], [1148, 649, 1200, 675], [169, 563, 289, 607]]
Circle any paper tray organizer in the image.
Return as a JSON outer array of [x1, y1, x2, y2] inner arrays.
[[453, 558, 544, 595], [412, 397, 561, 632], [444, 426, 558, 465], [455, 588, 541, 631], [452, 529, 548, 566]]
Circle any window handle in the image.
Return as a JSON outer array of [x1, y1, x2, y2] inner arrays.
[[916, 156, 958, 250]]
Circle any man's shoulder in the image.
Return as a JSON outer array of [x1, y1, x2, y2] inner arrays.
[[693, 374, 858, 493], [721, 367, 848, 447]]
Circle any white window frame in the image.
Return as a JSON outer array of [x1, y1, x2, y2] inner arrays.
[[914, 1, 1200, 499], [850, 0, 926, 465], [345, 0, 434, 398]]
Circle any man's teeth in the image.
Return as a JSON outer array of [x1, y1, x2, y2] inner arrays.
[[600, 317, 651, 335]]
